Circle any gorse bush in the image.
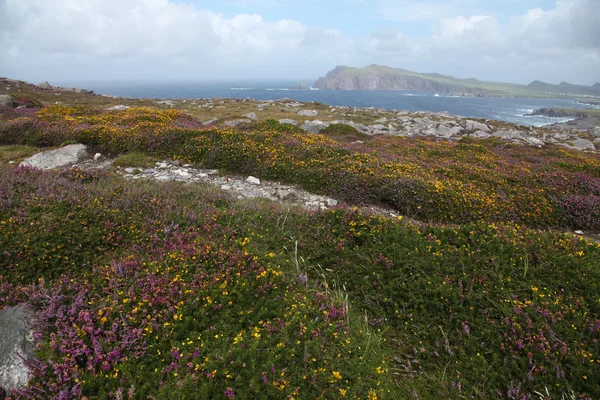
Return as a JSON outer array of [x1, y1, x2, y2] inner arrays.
[[2, 106, 600, 230]]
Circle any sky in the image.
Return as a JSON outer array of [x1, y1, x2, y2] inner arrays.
[[0, 0, 599, 85]]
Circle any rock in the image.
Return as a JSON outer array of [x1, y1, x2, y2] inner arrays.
[[104, 105, 130, 111], [574, 230, 584, 235], [157, 162, 169, 169], [94, 153, 102, 161], [0, 95, 13, 108], [567, 138, 596, 151], [276, 189, 299, 201], [244, 112, 258, 121], [464, 120, 491, 132], [298, 110, 318, 117], [246, 176, 261, 185], [156, 100, 176, 107], [591, 127, 600, 138], [471, 130, 491, 139], [8, 161, 15, 164], [278, 119, 299, 126], [220, 119, 251, 128], [0, 304, 35, 392], [374, 117, 388, 124], [38, 81, 52, 89], [300, 120, 329, 134], [220, 185, 232, 191], [326, 199, 338, 207], [202, 118, 218, 126], [19, 144, 88, 170]]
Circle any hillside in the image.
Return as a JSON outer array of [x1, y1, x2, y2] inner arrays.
[[314, 65, 600, 98], [1, 80, 600, 399]]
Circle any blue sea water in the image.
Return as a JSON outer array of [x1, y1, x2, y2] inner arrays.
[[69, 80, 594, 127]]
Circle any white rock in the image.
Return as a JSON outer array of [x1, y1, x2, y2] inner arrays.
[[220, 185, 232, 191], [19, 144, 88, 170], [298, 110, 318, 117], [246, 176, 261, 185], [0, 304, 35, 392], [326, 199, 338, 207], [278, 119, 299, 126], [8, 161, 15, 164], [0, 94, 13, 107], [374, 117, 388, 124], [575, 230, 584, 235], [300, 120, 329, 134], [94, 153, 102, 161], [104, 105, 130, 111], [244, 112, 258, 120]]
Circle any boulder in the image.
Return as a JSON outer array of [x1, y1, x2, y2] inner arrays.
[[298, 110, 318, 117], [243, 112, 258, 121], [374, 117, 388, 124], [0, 95, 13, 108], [246, 176, 261, 185], [471, 130, 491, 139], [300, 120, 329, 134], [278, 119, 299, 126], [591, 127, 600, 138], [202, 118, 218, 126], [20, 144, 88, 170], [0, 304, 35, 392], [220, 119, 251, 128], [566, 138, 596, 151], [464, 120, 491, 132], [104, 105, 130, 111], [38, 81, 52, 89]]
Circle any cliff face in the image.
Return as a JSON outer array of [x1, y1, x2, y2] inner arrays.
[[313, 65, 485, 94]]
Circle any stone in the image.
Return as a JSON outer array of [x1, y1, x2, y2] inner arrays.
[[298, 110, 318, 117], [300, 120, 329, 134], [326, 199, 338, 207], [0, 95, 13, 108], [246, 176, 261, 185], [243, 112, 258, 120], [464, 120, 491, 132], [591, 127, 600, 138], [156, 100, 176, 107], [0, 304, 35, 392], [220, 119, 251, 128], [471, 130, 491, 139], [202, 118, 218, 126], [220, 185, 232, 191], [19, 144, 88, 170], [104, 105, 130, 111], [94, 153, 102, 161], [574, 230, 584, 235], [278, 119, 299, 126], [38, 81, 52, 89], [374, 117, 388, 124], [567, 138, 596, 151]]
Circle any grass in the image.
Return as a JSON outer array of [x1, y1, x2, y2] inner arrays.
[[113, 152, 161, 168], [0, 145, 44, 171], [1, 102, 600, 399]]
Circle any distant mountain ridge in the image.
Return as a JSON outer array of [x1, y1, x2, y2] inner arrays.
[[314, 65, 600, 98]]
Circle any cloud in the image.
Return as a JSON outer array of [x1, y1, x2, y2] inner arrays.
[[0, 0, 598, 84]]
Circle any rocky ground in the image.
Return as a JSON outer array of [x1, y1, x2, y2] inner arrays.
[[2, 77, 600, 151]]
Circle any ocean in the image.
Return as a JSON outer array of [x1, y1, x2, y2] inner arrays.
[[69, 80, 595, 127]]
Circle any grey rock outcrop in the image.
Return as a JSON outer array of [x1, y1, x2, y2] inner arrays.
[[300, 120, 329, 134], [591, 127, 600, 138], [564, 138, 596, 151], [20, 144, 89, 170], [0, 94, 13, 108], [104, 105, 130, 111], [298, 110, 318, 117], [464, 120, 491, 132], [38, 81, 52, 89], [278, 119, 299, 126], [220, 119, 252, 128], [244, 112, 258, 121], [0, 304, 35, 392]]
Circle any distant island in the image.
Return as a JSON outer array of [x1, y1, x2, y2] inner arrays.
[[314, 65, 600, 98]]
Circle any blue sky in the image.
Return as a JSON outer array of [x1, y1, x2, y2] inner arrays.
[[1, 0, 598, 85]]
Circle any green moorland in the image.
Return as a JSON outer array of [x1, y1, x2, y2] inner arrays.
[[1, 104, 600, 399]]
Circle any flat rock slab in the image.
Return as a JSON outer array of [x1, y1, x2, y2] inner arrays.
[[0, 304, 34, 392], [19, 144, 88, 170]]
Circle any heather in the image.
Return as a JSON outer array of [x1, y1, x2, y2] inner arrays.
[[2, 106, 600, 230], [1, 105, 600, 399]]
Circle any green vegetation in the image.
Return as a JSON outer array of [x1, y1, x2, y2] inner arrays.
[[1, 104, 600, 399], [113, 152, 161, 168]]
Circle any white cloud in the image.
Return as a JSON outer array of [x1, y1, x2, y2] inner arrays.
[[0, 0, 598, 85]]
